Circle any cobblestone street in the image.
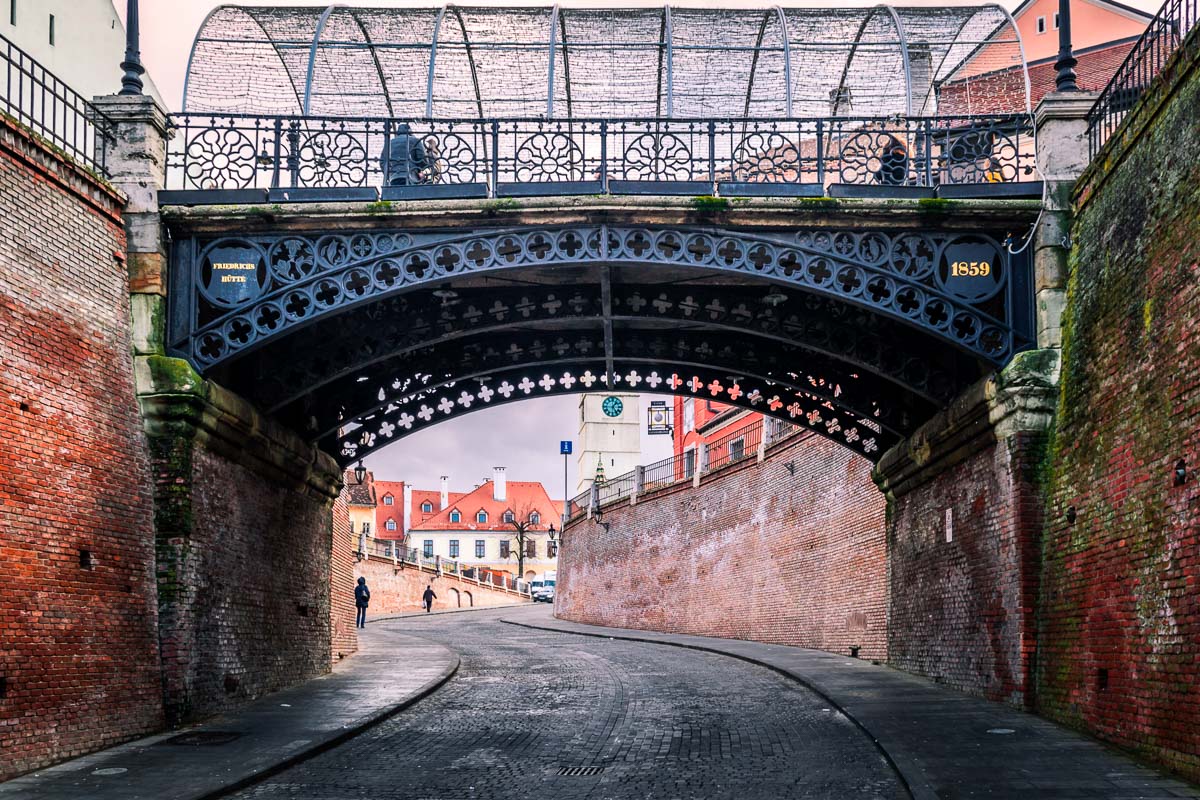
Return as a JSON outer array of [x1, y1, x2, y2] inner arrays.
[[233, 610, 905, 800]]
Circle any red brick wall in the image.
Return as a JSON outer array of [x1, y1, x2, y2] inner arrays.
[[355, 557, 529, 614], [886, 432, 1046, 707], [154, 447, 335, 726], [330, 492, 359, 663], [1041, 33, 1200, 780], [0, 119, 163, 780], [557, 432, 888, 659]]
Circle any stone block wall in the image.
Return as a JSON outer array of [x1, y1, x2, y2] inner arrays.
[[1041, 28, 1200, 781], [355, 557, 530, 615], [556, 432, 888, 659], [330, 492, 359, 663], [0, 118, 163, 780]]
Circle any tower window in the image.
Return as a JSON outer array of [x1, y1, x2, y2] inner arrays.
[[48, 14, 55, 44], [10, 0, 16, 27]]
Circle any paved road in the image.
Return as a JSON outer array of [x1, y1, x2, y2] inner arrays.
[[232, 609, 906, 800]]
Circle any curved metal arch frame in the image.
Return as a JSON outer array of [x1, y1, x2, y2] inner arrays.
[[347, 8, 395, 118], [302, 4, 339, 116], [183, 6, 306, 113], [293, 327, 927, 441], [833, 4, 912, 117], [178, 225, 1025, 371], [328, 360, 892, 465], [236, 283, 966, 415]]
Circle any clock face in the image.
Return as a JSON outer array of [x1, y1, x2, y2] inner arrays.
[[602, 396, 624, 417]]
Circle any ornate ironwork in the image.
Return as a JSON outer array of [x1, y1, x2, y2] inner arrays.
[[164, 114, 1036, 196], [172, 224, 1027, 373], [327, 362, 893, 463]]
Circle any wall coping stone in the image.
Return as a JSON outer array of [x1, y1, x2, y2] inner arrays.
[[873, 348, 1059, 499], [135, 354, 341, 500], [0, 112, 124, 219]]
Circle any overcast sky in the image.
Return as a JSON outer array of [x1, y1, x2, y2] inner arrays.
[[127, 0, 1159, 494]]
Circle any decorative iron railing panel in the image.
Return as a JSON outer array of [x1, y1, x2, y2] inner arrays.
[[164, 114, 1036, 197], [0, 34, 112, 175], [1087, 0, 1200, 156]]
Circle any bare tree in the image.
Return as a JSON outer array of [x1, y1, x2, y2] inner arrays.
[[504, 500, 546, 581]]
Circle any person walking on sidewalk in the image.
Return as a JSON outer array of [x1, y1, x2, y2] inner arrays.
[[355, 577, 371, 628], [423, 584, 437, 613]]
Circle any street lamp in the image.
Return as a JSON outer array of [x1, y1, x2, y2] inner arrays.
[[353, 461, 366, 485]]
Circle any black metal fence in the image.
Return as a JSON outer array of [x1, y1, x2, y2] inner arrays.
[[564, 417, 803, 524], [0, 34, 112, 175], [1088, 0, 1200, 156], [164, 113, 1036, 199]]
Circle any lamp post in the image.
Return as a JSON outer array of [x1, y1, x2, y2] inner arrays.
[[1054, 0, 1078, 92], [119, 0, 145, 96], [353, 461, 367, 485]]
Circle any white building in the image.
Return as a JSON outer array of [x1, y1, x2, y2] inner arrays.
[[4, 0, 163, 104], [576, 392, 642, 493]]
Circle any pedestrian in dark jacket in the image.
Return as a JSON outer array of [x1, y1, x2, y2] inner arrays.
[[381, 123, 428, 186], [355, 577, 370, 629], [423, 584, 437, 613]]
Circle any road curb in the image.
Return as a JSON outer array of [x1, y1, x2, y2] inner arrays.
[[370, 601, 532, 623], [501, 616, 932, 800], [195, 645, 461, 800]]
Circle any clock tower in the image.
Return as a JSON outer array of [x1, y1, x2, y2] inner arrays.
[[576, 393, 642, 494]]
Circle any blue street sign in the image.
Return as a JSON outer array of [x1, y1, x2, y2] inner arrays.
[[560, 440, 572, 455]]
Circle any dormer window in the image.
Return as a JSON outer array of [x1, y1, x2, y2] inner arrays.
[[383, 494, 394, 506], [450, 509, 462, 523], [476, 510, 488, 524], [421, 501, 433, 513], [503, 510, 515, 523], [385, 519, 396, 531], [530, 512, 541, 525]]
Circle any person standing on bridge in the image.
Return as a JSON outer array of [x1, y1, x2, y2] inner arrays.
[[423, 584, 437, 614], [381, 123, 429, 186], [355, 577, 371, 629]]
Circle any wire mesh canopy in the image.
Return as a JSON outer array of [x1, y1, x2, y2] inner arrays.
[[183, 4, 1030, 119]]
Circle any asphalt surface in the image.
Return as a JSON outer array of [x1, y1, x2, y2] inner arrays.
[[231, 608, 906, 800]]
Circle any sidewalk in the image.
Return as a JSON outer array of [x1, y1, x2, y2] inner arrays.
[[0, 627, 458, 800], [370, 599, 532, 622], [503, 606, 1200, 800]]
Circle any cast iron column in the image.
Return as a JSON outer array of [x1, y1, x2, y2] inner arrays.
[[120, 0, 145, 95], [1054, 0, 1078, 91]]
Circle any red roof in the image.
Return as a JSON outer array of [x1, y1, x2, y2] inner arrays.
[[410, 480, 559, 532], [373, 480, 469, 539]]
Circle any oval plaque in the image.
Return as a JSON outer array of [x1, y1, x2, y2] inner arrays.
[[937, 236, 1004, 303], [200, 242, 267, 307]]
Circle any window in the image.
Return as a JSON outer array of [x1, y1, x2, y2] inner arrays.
[[729, 437, 746, 462], [500, 540, 510, 558], [385, 519, 396, 531], [450, 509, 462, 523], [1036, 15, 1046, 33], [475, 539, 486, 558], [547, 541, 558, 558], [1053, 12, 1060, 28], [525, 540, 536, 558], [476, 510, 488, 524], [10, 0, 15, 27], [383, 494, 394, 506], [684, 448, 696, 478], [449, 539, 459, 558], [362, 522, 371, 534], [48, 14, 54, 45], [423, 540, 433, 558], [421, 501, 432, 513], [530, 512, 540, 525], [683, 398, 695, 433], [503, 510, 514, 523]]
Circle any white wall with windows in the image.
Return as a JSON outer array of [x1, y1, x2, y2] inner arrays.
[[410, 529, 558, 577]]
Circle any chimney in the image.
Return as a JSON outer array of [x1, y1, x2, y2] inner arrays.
[[402, 484, 413, 535], [493, 467, 507, 502], [440, 476, 449, 510]]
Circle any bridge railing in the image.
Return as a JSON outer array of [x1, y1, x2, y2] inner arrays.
[[1088, 0, 1200, 157], [162, 113, 1036, 200], [0, 33, 112, 175]]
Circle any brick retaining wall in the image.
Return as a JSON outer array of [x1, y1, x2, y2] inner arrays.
[[556, 432, 888, 659], [0, 118, 163, 780]]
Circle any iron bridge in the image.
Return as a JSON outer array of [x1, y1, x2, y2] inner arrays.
[[166, 208, 1034, 466]]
